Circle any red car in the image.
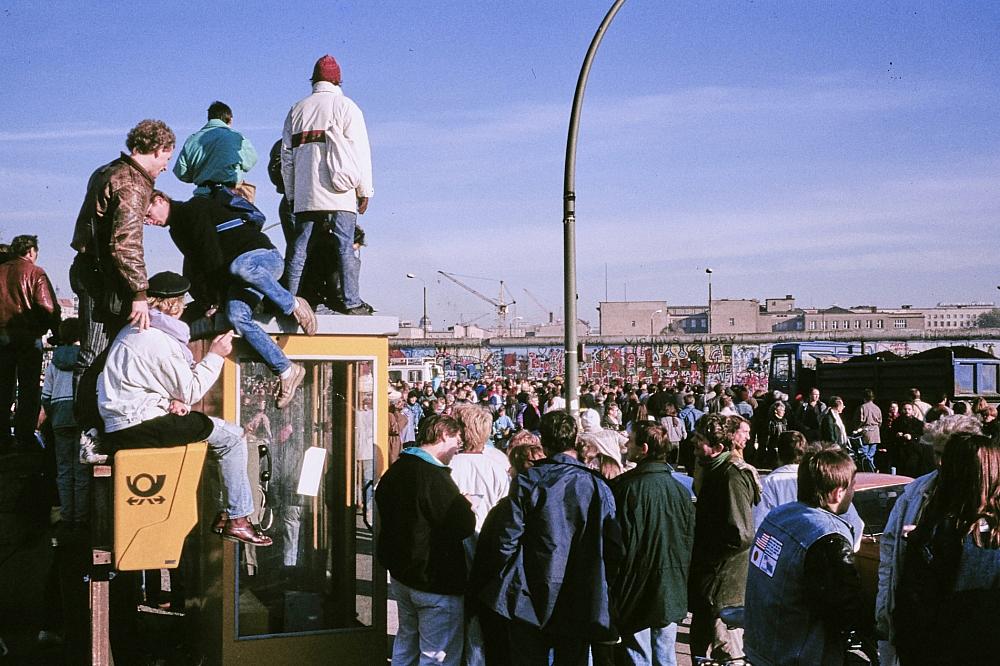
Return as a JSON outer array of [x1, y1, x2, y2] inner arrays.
[[851, 472, 915, 607]]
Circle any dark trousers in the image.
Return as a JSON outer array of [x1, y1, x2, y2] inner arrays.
[[0, 337, 42, 445], [70, 255, 127, 382], [508, 619, 590, 666]]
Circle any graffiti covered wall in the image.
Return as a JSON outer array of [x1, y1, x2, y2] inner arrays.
[[390, 337, 1000, 388]]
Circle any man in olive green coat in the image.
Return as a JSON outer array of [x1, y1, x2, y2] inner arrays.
[[688, 414, 760, 663], [610, 422, 695, 666]]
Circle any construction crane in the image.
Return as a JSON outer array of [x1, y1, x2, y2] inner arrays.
[[522, 288, 555, 324], [437, 271, 515, 335]]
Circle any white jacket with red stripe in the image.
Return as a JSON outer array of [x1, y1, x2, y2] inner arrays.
[[280, 81, 374, 214]]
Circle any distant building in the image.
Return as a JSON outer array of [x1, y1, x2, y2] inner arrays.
[[395, 322, 489, 340], [598, 301, 670, 336], [773, 306, 925, 333], [57, 296, 78, 319], [915, 303, 995, 330]]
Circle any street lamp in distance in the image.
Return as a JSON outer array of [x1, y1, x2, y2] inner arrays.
[[509, 316, 524, 337], [705, 268, 713, 335], [405, 273, 429, 337], [650, 309, 663, 337]]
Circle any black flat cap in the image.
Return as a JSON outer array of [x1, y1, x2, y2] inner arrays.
[[147, 271, 190, 298]]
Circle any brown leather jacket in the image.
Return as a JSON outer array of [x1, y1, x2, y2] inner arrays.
[[71, 153, 153, 315], [0, 257, 60, 340]]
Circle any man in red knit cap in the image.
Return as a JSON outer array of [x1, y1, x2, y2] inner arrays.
[[280, 55, 375, 315]]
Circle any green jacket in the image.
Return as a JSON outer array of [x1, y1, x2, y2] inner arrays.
[[689, 453, 759, 612], [610, 460, 695, 632], [173, 119, 257, 194]]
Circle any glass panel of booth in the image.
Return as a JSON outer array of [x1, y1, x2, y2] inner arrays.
[[234, 358, 377, 637]]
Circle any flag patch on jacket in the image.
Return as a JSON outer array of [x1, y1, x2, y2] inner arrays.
[[750, 532, 782, 577]]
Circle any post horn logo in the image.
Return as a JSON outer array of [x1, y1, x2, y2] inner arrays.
[[126, 473, 167, 505]]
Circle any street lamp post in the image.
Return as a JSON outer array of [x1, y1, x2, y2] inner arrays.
[[705, 268, 713, 335], [564, 0, 628, 418], [510, 316, 524, 337], [405, 273, 429, 337], [650, 308, 662, 337]]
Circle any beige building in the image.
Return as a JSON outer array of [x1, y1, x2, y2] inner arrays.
[[710, 299, 763, 334], [598, 301, 671, 336]]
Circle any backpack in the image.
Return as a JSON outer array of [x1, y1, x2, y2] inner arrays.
[[208, 184, 266, 230]]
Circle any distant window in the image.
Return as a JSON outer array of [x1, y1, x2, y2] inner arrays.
[[865, 320, 872, 329], [831, 321, 838, 329], [844, 320, 850, 328], [876, 320, 884, 329], [854, 320, 861, 329], [809, 321, 817, 330], [728, 318, 735, 326], [894, 319, 906, 329], [631, 321, 636, 327]]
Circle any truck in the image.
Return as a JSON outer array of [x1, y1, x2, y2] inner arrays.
[[768, 342, 1000, 404], [388, 357, 443, 389]]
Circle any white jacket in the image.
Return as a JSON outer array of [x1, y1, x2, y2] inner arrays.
[[449, 452, 510, 534], [281, 81, 374, 214], [98, 325, 224, 433]]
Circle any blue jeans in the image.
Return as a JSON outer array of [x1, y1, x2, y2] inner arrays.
[[620, 624, 678, 666], [282, 217, 313, 299], [296, 211, 362, 308], [391, 577, 464, 666], [54, 425, 89, 523], [208, 417, 255, 519], [228, 249, 294, 375]]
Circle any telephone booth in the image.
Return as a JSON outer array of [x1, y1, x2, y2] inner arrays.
[[181, 315, 396, 665]]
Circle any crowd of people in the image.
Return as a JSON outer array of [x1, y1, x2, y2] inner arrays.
[[378, 373, 1000, 665], [0, 49, 997, 664]]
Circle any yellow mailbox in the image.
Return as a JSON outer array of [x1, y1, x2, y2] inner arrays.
[[113, 443, 207, 570]]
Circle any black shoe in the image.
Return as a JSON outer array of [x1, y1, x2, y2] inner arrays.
[[341, 305, 373, 316]]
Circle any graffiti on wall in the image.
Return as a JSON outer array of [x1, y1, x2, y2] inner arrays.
[[391, 338, 1000, 391]]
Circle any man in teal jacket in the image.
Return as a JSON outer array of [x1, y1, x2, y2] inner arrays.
[[173, 101, 257, 198]]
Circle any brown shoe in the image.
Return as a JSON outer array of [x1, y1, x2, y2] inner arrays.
[[292, 297, 317, 335], [212, 511, 228, 534], [220, 516, 273, 547], [277, 363, 306, 409]]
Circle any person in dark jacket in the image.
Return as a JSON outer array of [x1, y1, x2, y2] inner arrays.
[[0, 234, 61, 451], [610, 422, 694, 666], [375, 414, 474, 666], [689, 415, 759, 663], [745, 448, 867, 666], [892, 402, 927, 476], [475, 411, 623, 665], [144, 191, 317, 409]]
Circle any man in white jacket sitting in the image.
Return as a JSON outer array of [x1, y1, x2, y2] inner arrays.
[[97, 271, 271, 546]]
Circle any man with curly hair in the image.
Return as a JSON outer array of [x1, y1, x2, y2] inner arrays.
[[71, 119, 175, 379], [688, 413, 760, 663]]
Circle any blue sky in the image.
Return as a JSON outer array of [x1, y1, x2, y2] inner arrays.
[[2, 1, 998, 329]]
